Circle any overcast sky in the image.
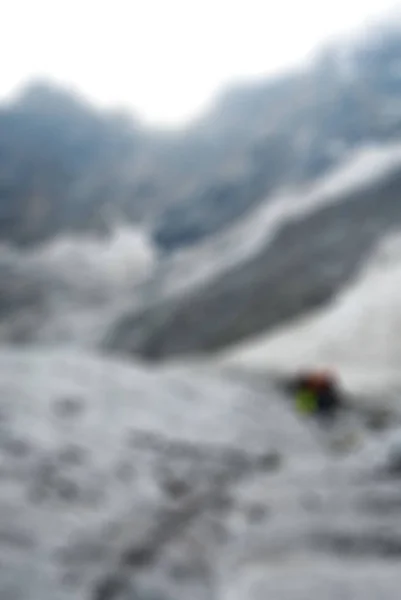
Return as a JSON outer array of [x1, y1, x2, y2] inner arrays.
[[0, 0, 399, 126]]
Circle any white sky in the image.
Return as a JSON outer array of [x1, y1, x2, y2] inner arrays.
[[0, 0, 399, 126]]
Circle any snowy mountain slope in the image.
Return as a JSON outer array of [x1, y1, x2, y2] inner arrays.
[[222, 231, 401, 399], [6, 22, 401, 358], [0, 349, 401, 599], [105, 142, 401, 359]]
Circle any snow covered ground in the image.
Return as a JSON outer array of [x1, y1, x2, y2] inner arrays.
[[0, 348, 315, 600], [0, 349, 400, 599]]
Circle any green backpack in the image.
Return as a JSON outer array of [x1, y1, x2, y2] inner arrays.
[[296, 389, 318, 414]]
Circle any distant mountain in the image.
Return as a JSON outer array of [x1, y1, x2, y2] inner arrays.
[[3, 22, 401, 252]]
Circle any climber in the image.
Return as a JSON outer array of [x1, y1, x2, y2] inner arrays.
[[292, 370, 342, 423]]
